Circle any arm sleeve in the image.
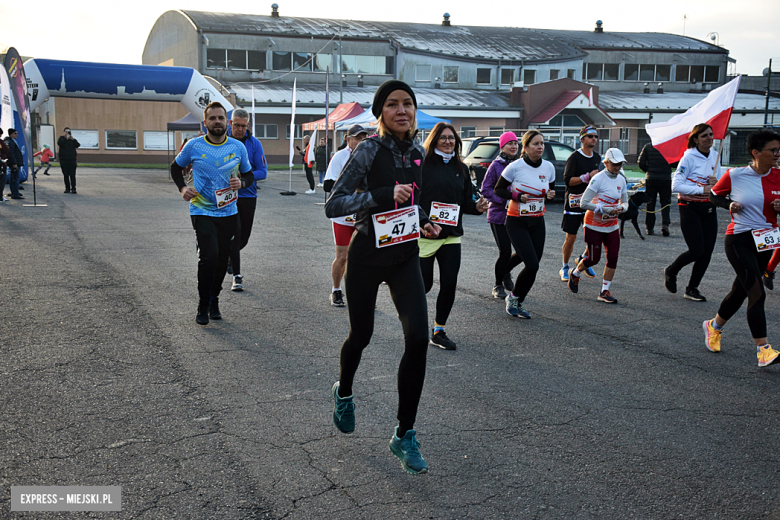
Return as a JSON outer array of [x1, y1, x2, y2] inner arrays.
[[619, 182, 629, 212], [323, 179, 335, 192], [325, 142, 386, 218], [494, 176, 513, 201], [710, 170, 732, 209], [33, 151, 42, 158], [671, 155, 704, 196], [548, 162, 556, 192], [579, 179, 599, 211], [480, 163, 505, 205], [251, 139, 268, 181], [171, 161, 186, 191], [563, 155, 576, 186]]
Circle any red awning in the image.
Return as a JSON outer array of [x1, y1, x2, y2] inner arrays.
[[302, 102, 365, 131]]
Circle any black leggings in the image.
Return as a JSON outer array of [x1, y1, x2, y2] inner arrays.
[[717, 232, 772, 339], [420, 243, 461, 326], [304, 165, 315, 190], [228, 197, 257, 276], [340, 252, 429, 430], [644, 179, 672, 230], [505, 216, 546, 302], [490, 223, 522, 285], [61, 161, 77, 191], [191, 214, 237, 304], [668, 203, 718, 290]]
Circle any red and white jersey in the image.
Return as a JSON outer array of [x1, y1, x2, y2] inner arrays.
[[712, 166, 780, 235], [582, 171, 628, 232], [672, 147, 722, 202], [501, 158, 555, 218]]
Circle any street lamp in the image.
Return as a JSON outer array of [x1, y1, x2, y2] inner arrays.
[[322, 23, 353, 104], [707, 32, 719, 47]]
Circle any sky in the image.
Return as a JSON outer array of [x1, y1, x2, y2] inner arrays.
[[1, 0, 778, 77]]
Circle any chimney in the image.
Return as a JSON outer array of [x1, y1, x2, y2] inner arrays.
[[594, 20, 603, 33], [357, 75, 364, 88], [271, 3, 279, 17], [643, 82, 650, 94], [657, 82, 664, 94], [342, 74, 347, 88], [434, 77, 442, 89], [442, 13, 451, 26]]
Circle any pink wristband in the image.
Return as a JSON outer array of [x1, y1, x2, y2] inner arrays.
[[580, 172, 591, 184]]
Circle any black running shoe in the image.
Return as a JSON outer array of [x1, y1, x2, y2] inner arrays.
[[764, 270, 775, 291], [196, 303, 209, 325], [209, 297, 222, 319], [330, 290, 345, 307], [663, 267, 677, 294], [429, 330, 456, 350], [492, 284, 507, 299], [502, 273, 514, 292], [684, 288, 706, 302], [662, 226, 670, 237], [226, 259, 233, 275]]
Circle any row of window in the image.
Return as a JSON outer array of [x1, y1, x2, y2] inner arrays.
[[69, 130, 174, 151], [206, 49, 394, 74], [584, 63, 720, 83], [414, 65, 576, 85]]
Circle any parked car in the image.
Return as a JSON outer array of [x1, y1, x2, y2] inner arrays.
[[464, 137, 576, 198], [461, 136, 497, 157]]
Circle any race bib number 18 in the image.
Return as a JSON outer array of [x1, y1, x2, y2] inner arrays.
[[373, 206, 420, 248], [518, 197, 545, 217], [753, 228, 780, 252]]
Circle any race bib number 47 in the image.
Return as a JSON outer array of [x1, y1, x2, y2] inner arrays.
[[753, 228, 780, 252], [373, 206, 420, 248], [429, 202, 460, 227]]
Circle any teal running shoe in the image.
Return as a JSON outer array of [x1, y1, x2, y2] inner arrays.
[[389, 427, 428, 474], [331, 381, 355, 434]]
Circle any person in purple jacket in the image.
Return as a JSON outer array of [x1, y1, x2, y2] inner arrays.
[[481, 132, 523, 299]]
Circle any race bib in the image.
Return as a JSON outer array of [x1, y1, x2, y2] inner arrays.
[[594, 206, 619, 227], [752, 228, 780, 252], [429, 202, 460, 227], [518, 197, 545, 217], [215, 187, 238, 209], [568, 193, 583, 209], [372, 206, 420, 248]]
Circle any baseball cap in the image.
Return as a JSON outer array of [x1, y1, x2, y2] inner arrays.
[[347, 124, 368, 137], [603, 148, 627, 164]]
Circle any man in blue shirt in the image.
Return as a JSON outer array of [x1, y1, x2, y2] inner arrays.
[[171, 102, 254, 325], [226, 108, 268, 292]]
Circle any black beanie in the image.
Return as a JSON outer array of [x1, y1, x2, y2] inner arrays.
[[372, 80, 417, 118]]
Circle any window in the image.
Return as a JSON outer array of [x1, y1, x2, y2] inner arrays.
[[548, 115, 585, 127], [639, 65, 655, 82], [489, 126, 504, 137], [477, 68, 491, 84], [567, 69, 576, 79], [586, 63, 603, 81], [384, 56, 394, 75], [443, 66, 459, 83], [293, 53, 312, 71], [255, 124, 278, 139], [690, 65, 705, 83], [500, 69, 514, 85], [656, 65, 671, 82], [415, 65, 431, 82], [705, 66, 720, 83], [550, 69, 560, 80], [70, 130, 99, 149], [228, 50, 246, 69], [207, 49, 227, 68], [314, 54, 332, 72], [341, 55, 356, 73], [675, 65, 689, 82], [548, 143, 574, 162], [624, 64, 638, 81], [272, 51, 291, 71], [106, 130, 137, 150], [356, 55, 375, 74], [248, 51, 265, 71], [143, 131, 175, 151], [604, 64, 619, 81], [286, 124, 303, 139], [523, 69, 536, 85], [460, 126, 477, 138], [374, 56, 387, 75]]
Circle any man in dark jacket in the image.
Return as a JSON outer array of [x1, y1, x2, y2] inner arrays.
[[638, 143, 672, 236], [0, 128, 8, 201], [4, 128, 24, 199], [57, 127, 80, 194], [315, 138, 327, 186]]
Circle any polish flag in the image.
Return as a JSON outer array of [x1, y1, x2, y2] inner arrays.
[[646, 76, 741, 163], [588, 87, 593, 107], [305, 127, 317, 167]]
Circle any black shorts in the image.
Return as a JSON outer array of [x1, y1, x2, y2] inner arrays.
[[561, 213, 585, 234]]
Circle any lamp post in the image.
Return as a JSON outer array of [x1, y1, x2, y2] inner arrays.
[[707, 32, 719, 47], [322, 24, 353, 104]]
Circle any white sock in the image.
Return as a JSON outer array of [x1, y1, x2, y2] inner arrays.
[[562, 261, 569, 268], [333, 287, 340, 293], [572, 268, 581, 277], [602, 280, 611, 292]]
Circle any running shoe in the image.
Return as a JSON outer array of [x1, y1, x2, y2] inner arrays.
[[389, 427, 428, 474], [702, 319, 721, 353], [568, 272, 580, 294], [684, 288, 706, 302], [70, 189, 76, 194], [663, 267, 677, 294], [505, 294, 520, 317], [305, 189, 316, 194], [516, 302, 531, 319], [577, 255, 596, 278], [430, 330, 456, 350], [330, 289, 346, 307], [209, 297, 222, 320], [559, 265, 570, 281], [492, 284, 507, 299], [231, 275, 243, 292], [763, 270, 775, 291], [757, 344, 780, 367], [662, 226, 670, 237], [502, 273, 514, 292], [646, 229, 655, 236], [196, 303, 209, 325], [331, 381, 355, 434], [598, 290, 618, 303], [226, 259, 233, 275]]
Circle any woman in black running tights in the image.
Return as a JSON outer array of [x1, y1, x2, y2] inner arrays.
[[325, 80, 441, 474]]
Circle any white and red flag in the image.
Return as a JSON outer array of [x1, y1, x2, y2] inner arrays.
[[645, 76, 741, 163], [588, 87, 593, 107]]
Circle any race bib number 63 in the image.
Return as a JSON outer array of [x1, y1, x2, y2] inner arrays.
[[753, 228, 780, 252]]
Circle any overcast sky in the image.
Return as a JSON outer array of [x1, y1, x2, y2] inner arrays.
[[1, 0, 778, 77]]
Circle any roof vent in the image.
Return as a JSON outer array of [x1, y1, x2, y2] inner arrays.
[[594, 20, 603, 33], [271, 3, 279, 17], [643, 82, 650, 94], [657, 82, 664, 94], [442, 13, 451, 26]]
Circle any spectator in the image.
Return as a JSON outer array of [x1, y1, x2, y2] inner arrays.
[[33, 144, 54, 176], [4, 128, 24, 199], [57, 127, 80, 194], [315, 137, 327, 187], [638, 143, 673, 236], [0, 129, 8, 201]]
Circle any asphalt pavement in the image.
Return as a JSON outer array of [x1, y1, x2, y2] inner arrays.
[[2, 168, 780, 519]]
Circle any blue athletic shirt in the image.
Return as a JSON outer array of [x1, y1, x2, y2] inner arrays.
[[175, 136, 252, 217]]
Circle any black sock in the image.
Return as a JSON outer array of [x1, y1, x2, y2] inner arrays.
[[397, 422, 413, 438], [338, 383, 351, 398]]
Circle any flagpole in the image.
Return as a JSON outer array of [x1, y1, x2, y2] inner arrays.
[[316, 68, 330, 206], [281, 79, 297, 196]]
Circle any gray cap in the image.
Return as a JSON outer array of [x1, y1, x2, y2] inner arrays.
[[347, 124, 368, 137]]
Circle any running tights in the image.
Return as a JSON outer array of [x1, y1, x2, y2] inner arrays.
[[718, 232, 772, 339], [668, 203, 718, 291], [340, 252, 429, 429], [191, 214, 236, 304], [505, 216, 545, 302], [490, 223, 523, 285], [228, 197, 257, 276], [583, 228, 620, 269], [304, 165, 315, 190], [420, 243, 461, 326]]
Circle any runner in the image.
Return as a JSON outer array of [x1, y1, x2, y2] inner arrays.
[[481, 132, 523, 299], [227, 108, 268, 292], [704, 130, 780, 367], [663, 123, 721, 302], [493, 130, 556, 318], [419, 122, 488, 349], [170, 102, 253, 325], [560, 125, 602, 282], [323, 124, 369, 306], [567, 148, 628, 303], [324, 80, 441, 474]]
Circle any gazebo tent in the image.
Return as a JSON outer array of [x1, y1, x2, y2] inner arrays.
[[335, 107, 450, 130], [302, 102, 365, 131]]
